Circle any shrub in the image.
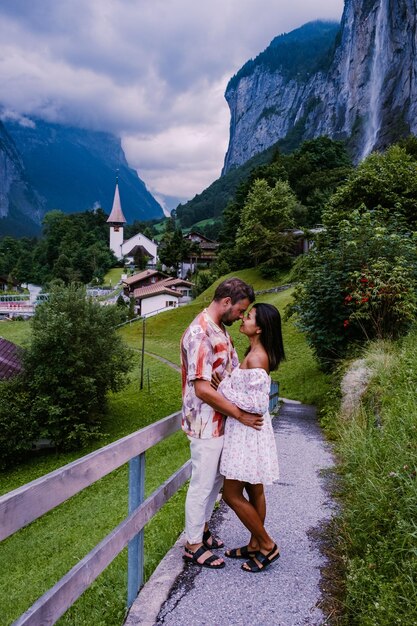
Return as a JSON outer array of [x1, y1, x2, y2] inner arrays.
[[23, 284, 134, 449], [0, 378, 38, 469], [290, 209, 417, 367]]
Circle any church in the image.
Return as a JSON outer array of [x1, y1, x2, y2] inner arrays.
[[106, 181, 158, 265]]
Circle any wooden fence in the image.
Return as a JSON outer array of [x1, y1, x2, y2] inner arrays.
[[1, 383, 280, 626]]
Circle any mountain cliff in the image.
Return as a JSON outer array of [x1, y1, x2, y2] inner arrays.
[[0, 117, 163, 238], [0, 121, 44, 237], [223, 0, 417, 173]]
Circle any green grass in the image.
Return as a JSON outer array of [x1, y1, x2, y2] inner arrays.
[[0, 356, 187, 626], [332, 331, 417, 625], [119, 268, 330, 407], [103, 267, 125, 286], [0, 319, 32, 347], [0, 266, 330, 624]]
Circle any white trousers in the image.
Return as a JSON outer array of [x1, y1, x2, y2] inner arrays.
[[185, 435, 224, 544]]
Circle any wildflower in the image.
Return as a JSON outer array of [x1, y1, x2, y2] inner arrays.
[[343, 319, 349, 328], [361, 297, 369, 303], [344, 294, 353, 302], [360, 277, 368, 283]]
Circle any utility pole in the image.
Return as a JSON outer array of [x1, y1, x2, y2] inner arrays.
[[140, 316, 146, 390]]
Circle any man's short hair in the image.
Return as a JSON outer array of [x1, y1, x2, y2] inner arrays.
[[213, 278, 255, 305]]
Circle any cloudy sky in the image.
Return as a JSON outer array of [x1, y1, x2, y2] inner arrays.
[[0, 0, 344, 211]]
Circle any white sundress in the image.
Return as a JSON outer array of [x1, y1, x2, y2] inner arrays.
[[218, 367, 279, 485]]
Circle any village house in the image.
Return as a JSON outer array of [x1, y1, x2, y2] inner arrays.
[[122, 270, 193, 317], [180, 231, 219, 278]]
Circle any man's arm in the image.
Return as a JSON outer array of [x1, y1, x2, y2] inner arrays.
[[194, 380, 263, 430]]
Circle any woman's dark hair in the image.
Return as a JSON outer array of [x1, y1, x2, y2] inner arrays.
[[252, 303, 285, 371]]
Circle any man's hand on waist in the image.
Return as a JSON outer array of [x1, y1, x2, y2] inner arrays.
[[237, 410, 263, 430]]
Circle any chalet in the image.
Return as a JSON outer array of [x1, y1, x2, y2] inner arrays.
[[107, 181, 158, 266], [132, 284, 181, 317], [181, 231, 219, 277], [123, 270, 193, 317], [122, 269, 169, 296], [0, 337, 23, 380]]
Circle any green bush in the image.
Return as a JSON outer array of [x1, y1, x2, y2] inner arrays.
[[23, 284, 134, 450], [0, 285, 134, 468], [290, 209, 417, 368], [0, 378, 38, 469]]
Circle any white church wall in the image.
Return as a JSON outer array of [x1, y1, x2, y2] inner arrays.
[[121, 233, 158, 264]]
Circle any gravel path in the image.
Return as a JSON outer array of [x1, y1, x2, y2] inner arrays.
[[127, 401, 337, 626]]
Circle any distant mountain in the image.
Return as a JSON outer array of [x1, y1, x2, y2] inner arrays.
[[224, 0, 417, 172], [0, 121, 44, 237], [0, 117, 163, 238]]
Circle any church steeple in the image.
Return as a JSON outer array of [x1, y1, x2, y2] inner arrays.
[[107, 177, 127, 225], [107, 176, 126, 260]]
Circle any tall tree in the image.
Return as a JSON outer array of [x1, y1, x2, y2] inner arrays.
[[235, 178, 297, 274]]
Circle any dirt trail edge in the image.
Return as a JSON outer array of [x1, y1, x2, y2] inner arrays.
[[125, 402, 337, 626]]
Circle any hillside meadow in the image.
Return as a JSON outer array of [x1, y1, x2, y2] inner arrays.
[[0, 269, 331, 625]]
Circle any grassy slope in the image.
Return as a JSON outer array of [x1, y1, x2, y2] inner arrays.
[[334, 332, 417, 625], [0, 320, 32, 347], [121, 268, 330, 407], [0, 268, 330, 625]]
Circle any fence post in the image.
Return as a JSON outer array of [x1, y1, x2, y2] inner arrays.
[[127, 452, 145, 607]]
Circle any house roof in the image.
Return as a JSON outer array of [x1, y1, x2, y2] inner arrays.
[[122, 269, 168, 286], [160, 277, 193, 289], [133, 284, 180, 300], [0, 337, 23, 380], [106, 182, 127, 224], [184, 231, 216, 244], [122, 244, 155, 258]]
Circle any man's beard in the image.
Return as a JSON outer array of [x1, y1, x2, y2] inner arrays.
[[221, 309, 235, 326]]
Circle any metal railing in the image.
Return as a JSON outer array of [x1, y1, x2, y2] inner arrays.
[[1, 384, 280, 626]]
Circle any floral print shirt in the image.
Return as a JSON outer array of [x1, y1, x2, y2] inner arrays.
[[181, 309, 239, 439]]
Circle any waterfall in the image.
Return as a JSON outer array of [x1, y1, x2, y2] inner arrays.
[[360, 0, 390, 160]]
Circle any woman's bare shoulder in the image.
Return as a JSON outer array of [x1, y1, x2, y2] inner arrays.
[[245, 350, 269, 372]]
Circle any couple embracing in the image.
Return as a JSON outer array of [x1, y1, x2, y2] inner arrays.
[[181, 277, 284, 573]]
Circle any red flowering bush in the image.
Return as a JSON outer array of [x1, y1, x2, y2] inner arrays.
[[344, 258, 417, 340], [290, 208, 417, 367]]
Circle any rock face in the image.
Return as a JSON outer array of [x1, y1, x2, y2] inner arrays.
[[0, 117, 163, 238], [223, 0, 417, 173], [0, 121, 44, 236]]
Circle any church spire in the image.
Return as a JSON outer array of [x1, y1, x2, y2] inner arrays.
[[107, 176, 127, 224]]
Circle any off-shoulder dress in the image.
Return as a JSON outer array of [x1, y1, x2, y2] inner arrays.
[[218, 367, 279, 485]]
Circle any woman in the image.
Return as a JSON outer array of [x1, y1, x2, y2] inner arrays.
[[217, 302, 285, 573]]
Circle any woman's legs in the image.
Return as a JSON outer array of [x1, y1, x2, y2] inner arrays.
[[245, 483, 266, 550], [222, 478, 274, 552]]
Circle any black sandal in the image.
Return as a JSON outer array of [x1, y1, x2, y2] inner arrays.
[[241, 544, 280, 573], [202, 529, 224, 549], [225, 545, 257, 559], [183, 545, 225, 569]]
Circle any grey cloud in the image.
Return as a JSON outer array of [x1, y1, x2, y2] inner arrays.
[[0, 0, 344, 199]]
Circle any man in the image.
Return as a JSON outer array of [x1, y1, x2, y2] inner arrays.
[[181, 277, 263, 569]]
